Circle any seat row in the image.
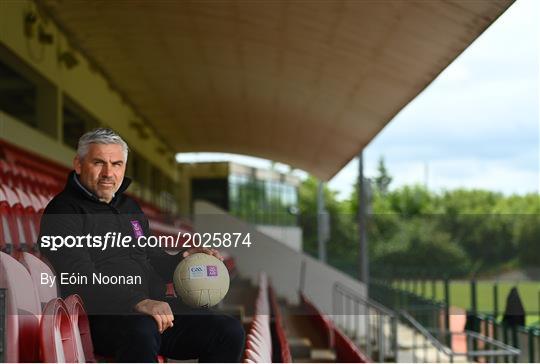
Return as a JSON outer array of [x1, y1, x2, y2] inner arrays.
[[0, 251, 95, 362], [0, 185, 49, 256], [268, 284, 292, 362], [244, 273, 273, 363], [0, 159, 63, 197]]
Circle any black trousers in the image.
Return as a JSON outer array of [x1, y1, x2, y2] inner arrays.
[[89, 299, 245, 363]]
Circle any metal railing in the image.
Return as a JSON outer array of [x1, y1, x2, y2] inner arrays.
[[400, 310, 521, 363], [469, 313, 540, 362], [370, 278, 447, 334], [333, 282, 398, 362]]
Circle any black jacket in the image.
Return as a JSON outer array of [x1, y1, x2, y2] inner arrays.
[[39, 171, 181, 314]]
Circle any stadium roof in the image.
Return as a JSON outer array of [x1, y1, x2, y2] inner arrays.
[[39, 0, 512, 180]]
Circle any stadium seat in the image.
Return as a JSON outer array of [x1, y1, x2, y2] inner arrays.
[[334, 326, 371, 363], [0, 185, 28, 255], [65, 294, 96, 363], [0, 251, 42, 362], [27, 190, 45, 213], [0, 159, 16, 189], [37, 193, 53, 210], [40, 298, 78, 363], [15, 188, 39, 252], [0, 187, 15, 254], [269, 284, 292, 362], [300, 293, 335, 348], [244, 273, 272, 363], [21, 252, 58, 308]]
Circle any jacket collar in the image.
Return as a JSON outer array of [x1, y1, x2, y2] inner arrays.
[[66, 170, 132, 205]]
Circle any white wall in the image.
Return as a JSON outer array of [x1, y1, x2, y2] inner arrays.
[[255, 225, 302, 252]]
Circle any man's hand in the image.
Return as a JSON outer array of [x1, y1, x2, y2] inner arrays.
[[134, 299, 174, 333], [182, 247, 223, 261]]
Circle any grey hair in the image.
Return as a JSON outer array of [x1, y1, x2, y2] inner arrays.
[[77, 128, 129, 161]]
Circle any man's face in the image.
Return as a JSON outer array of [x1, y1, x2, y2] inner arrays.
[[74, 143, 126, 203]]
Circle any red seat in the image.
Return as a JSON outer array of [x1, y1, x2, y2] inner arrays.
[[65, 294, 96, 363], [0, 251, 42, 362], [15, 188, 39, 253], [0, 185, 28, 256], [38, 192, 53, 210], [0, 187, 15, 254], [40, 298, 78, 363], [334, 326, 371, 363], [301, 292, 335, 348], [21, 252, 58, 308], [0, 159, 16, 188], [269, 284, 292, 362], [244, 273, 272, 363], [27, 190, 45, 213]]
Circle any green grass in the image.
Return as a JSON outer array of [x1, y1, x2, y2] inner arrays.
[[393, 280, 540, 326]]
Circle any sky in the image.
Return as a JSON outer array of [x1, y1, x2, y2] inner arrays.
[[177, 0, 540, 200]]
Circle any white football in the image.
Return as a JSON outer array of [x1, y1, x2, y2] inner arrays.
[[173, 253, 230, 308]]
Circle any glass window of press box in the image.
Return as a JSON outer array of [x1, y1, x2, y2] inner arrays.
[[229, 173, 298, 226]]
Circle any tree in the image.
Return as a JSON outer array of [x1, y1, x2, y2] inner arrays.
[[374, 156, 392, 195]]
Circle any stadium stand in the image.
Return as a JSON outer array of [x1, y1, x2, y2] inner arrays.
[[0, 138, 370, 363]]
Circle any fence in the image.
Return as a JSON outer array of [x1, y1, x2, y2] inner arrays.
[[399, 310, 521, 363], [467, 313, 540, 362], [373, 277, 540, 362], [370, 279, 449, 336]]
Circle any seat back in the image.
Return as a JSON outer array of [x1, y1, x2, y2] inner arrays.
[[0, 251, 42, 362], [15, 188, 39, 252], [0, 188, 14, 254], [21, 252, 58, 308], [65, 294, 96, 363], [0, 185, 26, 255], [40, 298, 78, 363]]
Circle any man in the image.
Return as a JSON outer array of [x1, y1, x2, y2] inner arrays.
[[39, 128, 244, 362]]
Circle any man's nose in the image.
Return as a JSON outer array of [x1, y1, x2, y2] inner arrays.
[[101, 163, 112, 177]]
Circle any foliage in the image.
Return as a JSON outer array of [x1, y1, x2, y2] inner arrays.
[[298, 157, 540, 279]]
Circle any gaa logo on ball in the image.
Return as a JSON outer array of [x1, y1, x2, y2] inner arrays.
[[173, 253, 230, 308]]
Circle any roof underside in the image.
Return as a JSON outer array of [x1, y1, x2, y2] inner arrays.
[[40, 0, 512, 179]]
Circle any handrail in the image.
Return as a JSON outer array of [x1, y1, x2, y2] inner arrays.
[[400, 310, 452, 356], [400, 309, 521, 363], [334, 282, 395, 317], [464, 330, 521, 356], [333, 282, 398, 362]]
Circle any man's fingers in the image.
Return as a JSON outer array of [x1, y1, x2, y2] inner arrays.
[[211, 249, 224, 260], [166, 314, 174, 329], [160, 313, 174, 331], [182, 247, 224, 260], [153, 314, 163, 333]]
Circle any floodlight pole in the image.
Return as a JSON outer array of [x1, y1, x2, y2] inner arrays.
[[358, 152, 369, 296], [317, 180, 327, 263]]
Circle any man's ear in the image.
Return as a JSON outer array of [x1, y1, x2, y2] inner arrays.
[[74, 155, 82, 174]]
